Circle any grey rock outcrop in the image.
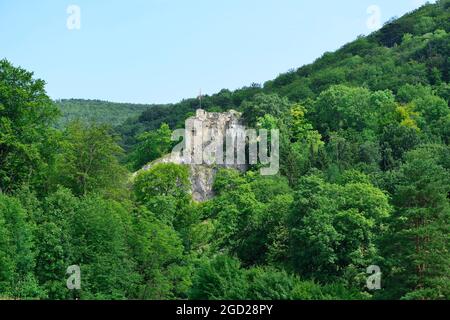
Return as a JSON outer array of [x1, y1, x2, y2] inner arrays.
[[135, 109, 247, 202]]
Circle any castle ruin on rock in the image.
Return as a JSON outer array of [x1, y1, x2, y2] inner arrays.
[[138, 109, 247, 202]]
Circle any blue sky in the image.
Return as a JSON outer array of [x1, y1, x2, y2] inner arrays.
[[0, 0, 433, 104]]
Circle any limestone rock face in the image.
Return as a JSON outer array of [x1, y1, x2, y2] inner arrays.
[[135, 109, 247, 202], [189, 165, 217, 202]]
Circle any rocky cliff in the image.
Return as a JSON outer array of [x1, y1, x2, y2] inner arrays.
[[135, 109, 247, 202]]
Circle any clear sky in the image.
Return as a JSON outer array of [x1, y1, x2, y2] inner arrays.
[[0, 0, 434, 104]]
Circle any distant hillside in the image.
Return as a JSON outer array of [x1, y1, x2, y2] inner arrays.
[[55, 99, 166, 127]]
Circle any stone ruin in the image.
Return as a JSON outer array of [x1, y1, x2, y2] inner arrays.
[[137, 109, 247, 202]]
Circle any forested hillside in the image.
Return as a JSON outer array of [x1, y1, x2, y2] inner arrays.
[[0, 0, 449, 300], [117, 0, 449, 151], [56, 99, 159, 128]]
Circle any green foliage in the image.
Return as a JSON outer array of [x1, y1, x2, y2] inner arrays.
[[133, 163, 201, 254], [29, 187, 141, 299], [288, 173, 391, 284], [114, 1, 449, 154], [131, 212, 188, 299], [209, 170, 294, 266], [190, 255, 248, 300], [190, 255, 367, 300], [280, 104, 325, 185], [246, 267, 301, 300], [133, 164, 191, 225], [312, 85, 399, 134], [71, 195, 139, 299], [128, 123, 173, 170], [0, 194, 42, 299], [380, 145, 450, 300], [241, 93, 291, 126], [134, 163, 190, 200]]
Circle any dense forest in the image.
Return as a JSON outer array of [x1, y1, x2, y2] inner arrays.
[[55, 99, 159, 128], [1, 0, 449, 300]]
